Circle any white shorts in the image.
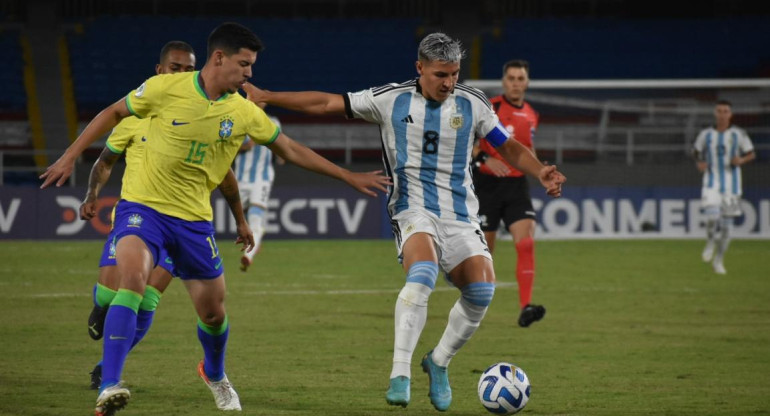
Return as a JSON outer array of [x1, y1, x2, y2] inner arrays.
[[391, 209, 492, 274], [701, 188, 742, 217], [239, 181, 273, 209]]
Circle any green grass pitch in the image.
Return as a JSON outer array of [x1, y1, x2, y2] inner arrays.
[[1, 239, 769, 415]]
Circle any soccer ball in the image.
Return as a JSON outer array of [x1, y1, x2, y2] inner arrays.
[[477, 362, 531, 414]]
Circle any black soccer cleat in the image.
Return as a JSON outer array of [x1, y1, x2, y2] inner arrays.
[[518, 304, 546, 328], [90, 363, 102, 390], [88, 304, 109, 340]]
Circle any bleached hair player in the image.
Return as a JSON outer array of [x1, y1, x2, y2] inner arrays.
[[418, 31, 464, 62], [693, 99, 755, 275], [242, 31, 565, 412]]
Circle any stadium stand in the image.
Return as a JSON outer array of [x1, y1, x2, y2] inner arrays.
[[0, 27, 26, 117], [480, 17, 770, 80], [2, 11, 767, 186], [0, 26, 36, 185], [476, 17, 770, 168], [65, 16, 422, 113]]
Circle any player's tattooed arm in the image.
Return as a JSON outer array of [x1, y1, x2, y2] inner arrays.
[[80, 148, 121, 220]]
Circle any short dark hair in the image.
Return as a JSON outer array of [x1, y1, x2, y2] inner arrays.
[[159, 41, 195, 63], [716, 99, 732, 108], [503, 59, 530, 76], [207, 22, 264, 58]]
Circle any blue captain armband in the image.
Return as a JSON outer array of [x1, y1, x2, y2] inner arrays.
[[485, 123, 510, 148]]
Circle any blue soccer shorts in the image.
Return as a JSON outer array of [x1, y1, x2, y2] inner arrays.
[[111, 200, 224, 279], [99, 227, 177, 276]]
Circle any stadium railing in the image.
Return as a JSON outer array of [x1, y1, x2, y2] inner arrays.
[[4, 125, 768, 186], [0, 148, 75, 186]]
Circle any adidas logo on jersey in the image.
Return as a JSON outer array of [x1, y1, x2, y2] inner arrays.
[[400, 115, 414, 123]]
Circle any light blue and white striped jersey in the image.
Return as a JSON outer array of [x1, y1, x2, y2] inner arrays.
[[693, 125, 754, 196], [234, 116, 281, 185], [345, 79, 509, 222]]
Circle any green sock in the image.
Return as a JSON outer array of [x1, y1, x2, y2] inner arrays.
[[111, 289, 142, 313], [94, 283, 118, 308], [139, 286, 162, 312]]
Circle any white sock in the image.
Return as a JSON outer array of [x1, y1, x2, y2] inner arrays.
[[432, 297, 489, 367], [245, 208, 265, 261], [703, 207, 721, 248], [715, 217, 732, 262], [390, 282, 432, 379], [705, 218, 718, 241]]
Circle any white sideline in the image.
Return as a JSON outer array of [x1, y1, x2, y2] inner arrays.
[[241, 282, 517, 296], [23, 282, 518, 298]]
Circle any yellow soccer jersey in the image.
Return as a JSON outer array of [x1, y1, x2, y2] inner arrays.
[[105, 116, 150, 196], [123, 71, 280, 221]]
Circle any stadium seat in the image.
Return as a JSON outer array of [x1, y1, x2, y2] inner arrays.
[[65, 16, 422, 112], [480, 17, 770, 80], [0, 29, 26, 114]]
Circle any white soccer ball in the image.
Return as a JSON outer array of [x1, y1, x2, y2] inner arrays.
[[477, 362, 531, 414]]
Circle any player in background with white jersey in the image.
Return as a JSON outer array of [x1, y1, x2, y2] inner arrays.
[[245, 32, 565, 411], [235, 101, 283, 271], [693, 99, 755, 275], [472, 59, 545, 328]]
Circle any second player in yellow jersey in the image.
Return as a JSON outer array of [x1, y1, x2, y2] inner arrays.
[[104, 116, 149, 195]]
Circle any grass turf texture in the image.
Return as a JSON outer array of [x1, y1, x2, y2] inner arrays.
[[0, 239, 768, 415]]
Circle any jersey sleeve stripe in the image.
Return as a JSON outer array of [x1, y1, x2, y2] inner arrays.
[[372, 79, 415, 94], [372, 80, 417, 97], [105, 141, 123, 154], [264, 126, 281, 145], [371, 84, 394, 94], [454, 84, 492, 108], [124, 95, 141, 118], [342, 93, 354, 119]]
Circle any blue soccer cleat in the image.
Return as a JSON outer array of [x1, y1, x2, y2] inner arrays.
[[421, 351, 451, 411], [386, 376, 410, 407]]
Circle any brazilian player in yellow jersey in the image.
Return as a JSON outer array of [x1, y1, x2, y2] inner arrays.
[[78, 41, 255, 392], [121, 69, 277, 221], [41, 22, 390, 415]]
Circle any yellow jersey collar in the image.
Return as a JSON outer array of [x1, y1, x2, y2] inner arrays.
[[194, 71, 230, 102]]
